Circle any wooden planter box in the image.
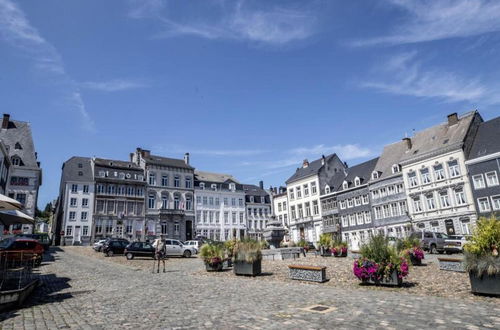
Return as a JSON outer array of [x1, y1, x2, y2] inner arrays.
[[469, 272, 500, 296], [234, 260, 261, 276], [289, 265, 327, 283], [410, 255, 422, 266], [438, 257, 465, 273], [361, 270, 403, 287], [205, 262, 223, 272]]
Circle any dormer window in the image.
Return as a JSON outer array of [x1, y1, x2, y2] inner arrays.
[[354, 177, 361, 186], [372, 171, 379, 180], [11, 156, 21, 166], [229, 183, 235, 191], [14, 142, 22, 150], [200, 182, 205, 190], [261, 196, 266, 203], [99, 170, 105, 177], [392, 164, 401, 174], [211, 184, 217, 191], [250, 196, 254, 203], [325, 185, 331, 194], [342, 181, 348, 190]]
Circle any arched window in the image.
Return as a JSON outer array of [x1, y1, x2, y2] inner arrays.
[[342, 181, 348, 190], [11, 156, 21, 166], [161, 193, 169, 209], [148, 193, 156, 209], [372, 171, 379, 180], [186, 195, 192, 210], [325, 185, 331, 194], [354, 177, 361, 186]]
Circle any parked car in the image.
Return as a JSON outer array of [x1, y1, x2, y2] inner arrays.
[[93, 239, 107, 252], [410, 231, 448, 254], [0, 237, 44, 266], [16, 233, 51, 251], [165, 239, 196, 258], [124, 242, 155, 260], [102, 239, 130, 257], [444, 235, 470, 254], [183, 240, 200, 253]]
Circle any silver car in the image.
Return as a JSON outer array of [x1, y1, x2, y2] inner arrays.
[[183, 240, 200, 254], [93, 239, 107, 252], [165, 239, 196, 258]]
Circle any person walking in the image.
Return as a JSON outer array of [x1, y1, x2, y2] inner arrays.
[[152, 235, 167, 273]]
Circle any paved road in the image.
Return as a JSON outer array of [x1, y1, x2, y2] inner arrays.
[[1, 248, 499, 329]]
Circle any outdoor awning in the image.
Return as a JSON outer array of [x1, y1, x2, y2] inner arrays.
[[0, 194, 22, 211], [0, 210, 35, 227]]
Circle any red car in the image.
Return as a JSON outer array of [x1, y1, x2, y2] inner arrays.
[[0, 237, 44, 267]]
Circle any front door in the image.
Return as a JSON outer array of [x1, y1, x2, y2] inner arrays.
[[299, 227, 305, 240], [445, 219, 455, 235], [116, 225, 123, 238], [74, 226, 81, 244], [185, 220, 192, 241]]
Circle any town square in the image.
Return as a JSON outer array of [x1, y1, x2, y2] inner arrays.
[[0, 0, 499, 329]]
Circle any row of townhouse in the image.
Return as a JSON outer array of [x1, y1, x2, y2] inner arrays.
[[55, 148, 272, 245], [0, 113, 42, 235], [272, 111, 500, 250]]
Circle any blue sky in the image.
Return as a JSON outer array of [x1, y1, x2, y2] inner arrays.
[[1, 0, 499, 208]]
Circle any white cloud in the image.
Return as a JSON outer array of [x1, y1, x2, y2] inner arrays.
[[289, 144, 374, 160], [354, 0, 500, 46], [360, 52, 500, 104], [0, 0, 95, 131], [81, 79, 148, 92], [129, 0, 317, 45]]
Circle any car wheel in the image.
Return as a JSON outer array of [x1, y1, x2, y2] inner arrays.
[[126, 253, 134, 260], [183, 250, 191, 258], [107, 250, 114, 257], [430, 244, 437, 254]]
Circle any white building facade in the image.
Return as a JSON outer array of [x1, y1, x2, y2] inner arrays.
[[194, 171, 246, 241]]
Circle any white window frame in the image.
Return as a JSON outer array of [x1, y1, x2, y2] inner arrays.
[[472, 174, 486, 190], [491, 195, 500, 210], [485, 171, 499, 187], [478, 197, 491, 212]]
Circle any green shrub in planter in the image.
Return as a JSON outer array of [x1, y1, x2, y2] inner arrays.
[[199, 243, 224, 272], [464, 216, 500, 296], [396, 236, 424, 266], [233, 239, 262, 276], [319, 234, 333, 256]]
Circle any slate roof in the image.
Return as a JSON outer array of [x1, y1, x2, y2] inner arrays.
[[468, 116, 500, 160], [94, 158, 142, 170], [143, 154, 194, 170], [286, 154, 339, 184], [399, 111, 478, 164], [336, 157, 379, 192], [370, 140, 408, 182], [62, 157, 93, 182], [194, 171, 240, 184], [242, 184, 269, 197], [0, 119, 39, 168], [324, 171, 347, 194]]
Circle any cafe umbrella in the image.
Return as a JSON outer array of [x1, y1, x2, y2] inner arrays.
[[0, 194, 22, 212], [0, 210, 35, 228]]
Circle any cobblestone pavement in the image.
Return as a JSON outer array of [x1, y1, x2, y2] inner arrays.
[[1, 248, 499, 329]]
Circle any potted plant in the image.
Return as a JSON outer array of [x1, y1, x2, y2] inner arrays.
[[223, 239, 237, 268], [396, 237, 425, 266], [331, 240, 348, 257], [319, 234, 333, 256], [199, 243, 224, 272], [259, 240, 270, 250], [463, 216, 500, 296], [233, 239, 262, 276], [353, 234, 409, 286]]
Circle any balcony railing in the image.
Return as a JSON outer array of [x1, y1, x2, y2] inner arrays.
[[159, 208, 185, 216]]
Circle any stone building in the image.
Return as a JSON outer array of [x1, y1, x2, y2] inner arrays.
[[0, 113, 42, 218], [319, 171, 345, 241], [337, 158, 378, 250], [56, 157, 95, 245], [401, 112, 482, 235], [465, 116, 500, 221], [286, 154, 346, 243], [0, 140, 10, 195], [244, 182, 271, 241], [93, 158, 146, 241], [131, 148, 195, 241], [369, 140, 411, 238], [270, 186, 289, 232], [194, 171, 245, 241]]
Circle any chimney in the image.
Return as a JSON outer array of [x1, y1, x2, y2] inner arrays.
[[184, 152, 190, 165], [321, 155, 326, 165], [303, 159, 309, 168], [139, 149, 150, 158], [403, 137, 412, 150], [344, 161, 348, 168], [259, 180, 264, 189], [447, 113, 458, 126], [129, 153, 134, 162], [2, 114, 10, 129]]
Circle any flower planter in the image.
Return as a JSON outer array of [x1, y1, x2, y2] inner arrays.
[[469, 272, 500, 296], [362, 270, 403, 287], [205, 262, 223, 272], [409, 255, 422, 266], [223, 259, 233, 269], [234, 260, 262, 276], [320, 247, 332, 257]]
